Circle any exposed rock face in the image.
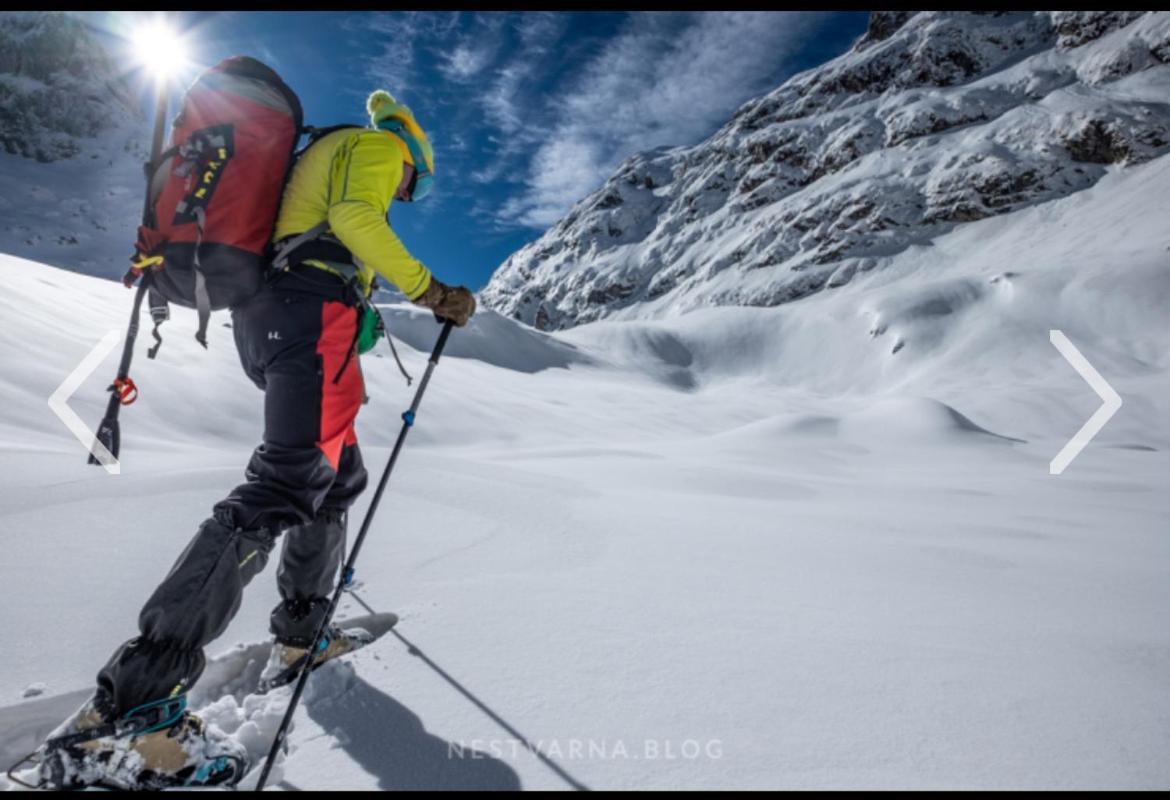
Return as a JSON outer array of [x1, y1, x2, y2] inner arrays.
[[1051, 11, 1148, 49], [0, 12, 148, 275], [856, 11, 917, 50], [481, 11, 1170, 330], [0, 12, 141, 162]]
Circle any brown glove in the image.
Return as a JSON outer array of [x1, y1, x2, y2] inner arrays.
[[413, 277, 477, 327]]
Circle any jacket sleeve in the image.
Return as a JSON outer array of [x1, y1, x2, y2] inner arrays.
[[326, 130, 432, 300]]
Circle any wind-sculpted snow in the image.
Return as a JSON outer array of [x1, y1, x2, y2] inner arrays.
[[378, 305, 595, 374], [481, 11, 1170, 330]]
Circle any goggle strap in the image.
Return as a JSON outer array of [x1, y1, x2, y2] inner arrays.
[[377, 120, 431, 178]]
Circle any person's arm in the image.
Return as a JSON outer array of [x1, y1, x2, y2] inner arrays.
[[326, 130, 432, 300]]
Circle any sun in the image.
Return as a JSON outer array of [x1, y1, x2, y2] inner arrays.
[[129, 19, 189, 81]]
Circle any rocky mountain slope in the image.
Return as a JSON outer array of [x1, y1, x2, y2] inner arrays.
[[0, 11, 146, 275], [480, 11, 1170, 330]]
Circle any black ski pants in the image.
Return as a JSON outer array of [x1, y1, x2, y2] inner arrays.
[[95, 268, 369, 717]]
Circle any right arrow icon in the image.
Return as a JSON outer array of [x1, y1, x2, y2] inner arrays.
[[1049, 329, 1123, 475]]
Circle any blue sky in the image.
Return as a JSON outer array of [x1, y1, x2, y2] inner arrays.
[[86, 11, 868, 290]]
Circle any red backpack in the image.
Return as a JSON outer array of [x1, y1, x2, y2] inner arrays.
[[132, 56, 303, 352]]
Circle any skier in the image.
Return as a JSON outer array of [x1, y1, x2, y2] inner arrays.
[[36, 90, 476, 790]]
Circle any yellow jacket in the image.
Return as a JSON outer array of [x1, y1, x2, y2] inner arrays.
[[273, 127, 432, 300]]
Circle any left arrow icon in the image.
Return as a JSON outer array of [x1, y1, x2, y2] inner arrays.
[[48, 329, 124, 475]]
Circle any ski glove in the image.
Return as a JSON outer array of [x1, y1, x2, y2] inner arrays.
[[413, 277, 476, 327]]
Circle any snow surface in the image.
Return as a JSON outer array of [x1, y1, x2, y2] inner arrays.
[[0, 146, 1168, 789]]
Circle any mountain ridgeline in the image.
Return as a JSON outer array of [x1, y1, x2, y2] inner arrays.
[[480, 11, 1170, 330]]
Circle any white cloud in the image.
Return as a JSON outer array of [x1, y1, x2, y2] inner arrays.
[[465, 14, 574, 188], [437, 14, 508, 81], [342, 12, 831, 231], [480, 63, 529, 135], [514, 11, 566, 51], [441, 44, 491, 79], [497, 11, 830, 228], [357, 12, 462, 98]]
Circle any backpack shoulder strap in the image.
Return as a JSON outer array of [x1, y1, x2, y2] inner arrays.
[[297, 123, 366, 157]]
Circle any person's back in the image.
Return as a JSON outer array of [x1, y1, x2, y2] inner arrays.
[[272, 93, 475, 317], [275, 125, 430, 300], [275, 126, 349, 239]]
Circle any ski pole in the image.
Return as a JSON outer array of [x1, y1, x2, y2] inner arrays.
[[88, 65, 169, 465], [255, 319, 456, 791]]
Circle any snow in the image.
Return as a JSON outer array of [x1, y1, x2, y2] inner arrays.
[[0, 128, 145, 279], [1, 142, 1169, 789]]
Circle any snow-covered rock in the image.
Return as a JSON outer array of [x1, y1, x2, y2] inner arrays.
[[0, 11, 147, 276], [480, 11, 1170, 330]]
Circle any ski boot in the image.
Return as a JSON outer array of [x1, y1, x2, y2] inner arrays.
[[29, 695, 247, 791], [259, 624, 375, 692]]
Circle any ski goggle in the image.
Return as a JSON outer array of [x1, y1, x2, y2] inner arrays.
[[377, 119, 433, 202]]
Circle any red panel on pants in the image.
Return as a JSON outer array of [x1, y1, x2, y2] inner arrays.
[[316, 301, 363, 471]]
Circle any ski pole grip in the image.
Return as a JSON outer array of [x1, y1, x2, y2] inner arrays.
[[430, 320, 454, 364]]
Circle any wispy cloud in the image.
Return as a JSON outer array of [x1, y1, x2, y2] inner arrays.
[[465, 14, 567, 186], [355, 12, 461, 105], [496, 11, 828, 228], [436, 14, 507, 81], [338, 12, 830, 233], [441, 44, 491, 79]]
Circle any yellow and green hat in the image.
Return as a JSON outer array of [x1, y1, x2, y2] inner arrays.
[[367, 90, 434, 200]]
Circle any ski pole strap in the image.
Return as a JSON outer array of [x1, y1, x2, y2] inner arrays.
[[356, 292, 413, 386], [191, 209, 211, 349], [147, 289, 169, 360], [385, 332, 412, 385]]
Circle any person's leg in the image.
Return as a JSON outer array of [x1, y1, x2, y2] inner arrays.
[[217, 291, 358, 532], [270, 348, 369, 646], [94, 515, 276, 716], [93, 287, 361, 719]]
